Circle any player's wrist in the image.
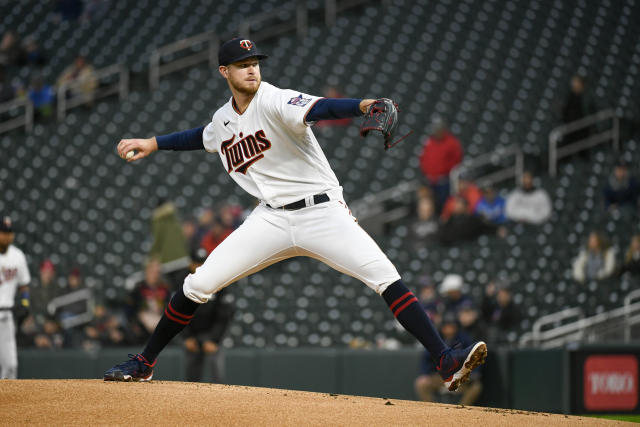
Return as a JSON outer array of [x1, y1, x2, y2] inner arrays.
[[150, 137, 159, 152], [359, 99, 375, 114]]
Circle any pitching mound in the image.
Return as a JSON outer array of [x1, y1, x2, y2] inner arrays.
[[0, 380, 627, 425]]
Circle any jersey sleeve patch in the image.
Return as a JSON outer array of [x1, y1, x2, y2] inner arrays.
[[287, 94, 312, 107]]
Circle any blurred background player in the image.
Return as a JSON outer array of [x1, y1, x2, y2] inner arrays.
[[0, 215, 31, 379]]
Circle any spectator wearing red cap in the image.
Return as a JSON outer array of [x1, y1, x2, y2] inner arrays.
[[419, 117, 463, 210]]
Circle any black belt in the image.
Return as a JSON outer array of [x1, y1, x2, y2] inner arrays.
[[267, 193, 330, 211], [0, 307, 12, 311]]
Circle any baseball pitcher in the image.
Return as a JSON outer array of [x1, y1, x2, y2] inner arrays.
[[105, 38, 487, 391]]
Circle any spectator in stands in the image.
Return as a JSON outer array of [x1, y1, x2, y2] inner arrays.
[[440, 176, 482, 221], [0, 31, 23, 66], [410, 196, 439, 248], [618, 235, 640, 277], [22, 37, 46, 66], [0, 66, 14, 102], [29, 259, 60, 326], [82, 305, 132, 350], [201, 218, 233, 254], [125, 260, 171, 340], [33, 317, 66, 349], [481, 280, 520, 344], [27, 75, 55, 118], [55, 267, 89, 323], [505, 171, 552, 224], [56, 55, 97, 102], [457, 300, 486, 342], [149, 199, 190, 291], [439, 274, 472, 314], [475, 186, 507, 225], [603, 160, 639, 211], [183, 247, 235, 383], [417, 275, 442, 323], [572, 231, 616, 283], [193, 207, 216, 249], [419, 117, 463, 210], [438, 197, 503, 246], [561, 75, 597, 145], [414, 311, 482, 405]]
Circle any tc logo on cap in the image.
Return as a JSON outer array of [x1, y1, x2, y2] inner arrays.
[[239, 40, 253, 50], [2, 216, 11, 230]]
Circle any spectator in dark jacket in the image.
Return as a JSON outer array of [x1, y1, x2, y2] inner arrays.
[[150, 199, 190, 291], [125, 260, 171, 342], [414, 311, 482, 405], [438, 197, 501, 246], [604, 161, 639, 211], [481, 280, 520, 344], [419, 117, 463, 210], [183, 247, 235, 383], [618, 235, 640, 277], [561, 75, 597, 145]]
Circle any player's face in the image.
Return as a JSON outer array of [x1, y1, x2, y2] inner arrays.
[[220, 58, 261, 95], [0, 231, 14, 252]]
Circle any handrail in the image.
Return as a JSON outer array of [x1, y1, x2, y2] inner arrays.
[[530, 307, 584, 345], [624, 288, 640, 341], [350, 180, 420, 221], [520, 290, 640, 348], [0, 97, 33, 134], [149, 31, 218, 90], [57, 63, 128, 120], [124, 256, 191, 291], [239, 2, 307, 40], [46, 288, 95, 329], [148, 0, 374, 89], [450, 144, 524, 192], [548, 108, 619, 177]]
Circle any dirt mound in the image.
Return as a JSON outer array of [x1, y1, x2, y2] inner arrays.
[[0, 380, 627, 426]]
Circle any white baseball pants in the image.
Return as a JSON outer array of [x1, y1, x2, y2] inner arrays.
[[183, 198, 400, 303], [0, 311, 18, 379]]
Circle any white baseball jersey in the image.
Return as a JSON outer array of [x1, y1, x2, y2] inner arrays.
[[0, 245, 30, 308], [202, 81, 341, 207], [182, 81, 400, 304]]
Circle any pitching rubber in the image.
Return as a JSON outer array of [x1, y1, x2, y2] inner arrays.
[[444, 341, 488, 392]]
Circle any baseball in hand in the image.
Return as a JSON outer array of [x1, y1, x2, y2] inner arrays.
[[126, 150, 135, 159]]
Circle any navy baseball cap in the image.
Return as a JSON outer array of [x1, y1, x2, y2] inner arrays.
[[218, 37, 268, 66], [0, 215, 13, 232]]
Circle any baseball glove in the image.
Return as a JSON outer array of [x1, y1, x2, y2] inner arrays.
[[360, 98, 411, 150]]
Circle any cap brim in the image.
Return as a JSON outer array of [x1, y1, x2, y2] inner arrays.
[[222, 53, 268, 66]]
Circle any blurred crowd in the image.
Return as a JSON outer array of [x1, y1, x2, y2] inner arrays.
[[15, 200, 240, 383], [0, 0, 104, 120]]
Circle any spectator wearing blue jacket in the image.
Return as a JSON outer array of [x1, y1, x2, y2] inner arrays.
[[475, 186, 507, 225]]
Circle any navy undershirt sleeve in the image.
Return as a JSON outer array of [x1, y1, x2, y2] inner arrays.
[[156, 125, 206, 151], [306, 98, 363, 122]]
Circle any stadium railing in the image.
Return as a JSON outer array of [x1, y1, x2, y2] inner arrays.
[[57, 63, 129, 121], [148, 0, 372, 90], [548, 108, 620, 177], [450, 144, 524, 193], [519, 289, 640, 348], [0, 97, 33, 135]]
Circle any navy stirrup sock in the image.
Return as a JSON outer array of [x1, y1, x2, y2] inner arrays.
[[141, 290, 200, 363], [382, 280, 448, 360]]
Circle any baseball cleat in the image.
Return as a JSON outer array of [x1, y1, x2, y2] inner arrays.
[[437, 341, 487, 392], [103, 354, 155, 382]]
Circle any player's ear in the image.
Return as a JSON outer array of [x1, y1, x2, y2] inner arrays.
[[219, 66, 228, 78]]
